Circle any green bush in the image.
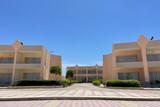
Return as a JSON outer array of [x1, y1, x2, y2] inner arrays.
[[103, 80, 108, 86], [60, 79, 72, 87], [92, 80, 101, 86], [14, 80, 61, 86], [72, 80, 83, 83], [106, 80, 141, 87]]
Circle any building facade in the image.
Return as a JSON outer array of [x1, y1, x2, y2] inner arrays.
[[0, 40, 61, 86], [67, 65, 103, 82], [103, 35, 160, 85]]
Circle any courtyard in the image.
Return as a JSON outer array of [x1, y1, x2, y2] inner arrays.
[[0, 83, 159, 100], [0, 84, 160, 107]]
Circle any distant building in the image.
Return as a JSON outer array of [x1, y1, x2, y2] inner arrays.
[[0, 40, 61, 86], [67, 64, 103, 82], [103, 35, 160, 85]]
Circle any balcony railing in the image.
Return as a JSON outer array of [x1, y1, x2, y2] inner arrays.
[[0, 64, 13, 69], [148, 61, 160, 68], [16, 64, 42, 69], [117, 61, 143, 69], [0, 63, 42, 69]]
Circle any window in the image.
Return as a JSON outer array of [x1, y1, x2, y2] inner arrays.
[[118, 72, 139, 80], [77, 70, 86, 74], [98, 76, 103, 79], [25, 57, 41, 64], [117, 56, 138, 62], [88, 76, 97, 82], [98, 71, 103, 75], [24, 73, 40, 80], [147, 54, 160, 61], [88, 70, 96, 74], [0, 57, 14, 63], [150, 72, 160, 83]]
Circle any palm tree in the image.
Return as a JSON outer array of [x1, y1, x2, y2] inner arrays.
[[66, 70, 74, 80], [50, 66, 61, 80]]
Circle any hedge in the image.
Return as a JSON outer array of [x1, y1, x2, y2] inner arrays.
[[92, 80, 102, 86], [14, 80, 62, 86], [60, 79, 72, 87], [105, 80, 141, 87]]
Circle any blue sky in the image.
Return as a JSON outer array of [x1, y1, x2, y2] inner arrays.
[[0, 0, 160, 75]]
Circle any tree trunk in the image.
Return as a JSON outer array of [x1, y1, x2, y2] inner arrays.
[[54, 74, 56, 80]]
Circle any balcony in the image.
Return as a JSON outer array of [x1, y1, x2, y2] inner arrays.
[[0, 64, 13, 69], [148, 61, 160, 68], [19, 46, 43, 53], [0, 63, 42, 70], [113, 42, 140, 52], [15, 64, 42, 70], [117, 62, 143, 69]]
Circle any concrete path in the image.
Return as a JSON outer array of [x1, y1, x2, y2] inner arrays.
[[0, 83, 159, 100]]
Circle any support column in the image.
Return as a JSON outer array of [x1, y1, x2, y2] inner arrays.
[[86, 68, 88, 83], [112, 51, 118, 80], [11, 40, 23, 85], [75, 65, 78, 81], [96, 65, 98, 80], [137, 35, 150, 85], [11, 49, 17, 85], [141, 48, 150, 82]]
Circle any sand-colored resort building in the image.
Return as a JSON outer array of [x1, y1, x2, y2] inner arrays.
[[67, 65, 103, 82], [103, 35, 160, 85], [0, 40, 61, 86]]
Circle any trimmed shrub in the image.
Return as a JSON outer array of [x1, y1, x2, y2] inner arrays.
[[14, 80, 61, 86], [60, 79, 72, 87], [103, 80, 108, 86], [92, 80, 101, 86], [106, 80, 141, 87]]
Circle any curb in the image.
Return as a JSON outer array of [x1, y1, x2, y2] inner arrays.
[[0, 96, 160, 101], [0, 86, 64, 89]]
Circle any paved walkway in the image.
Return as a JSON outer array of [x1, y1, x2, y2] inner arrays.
[[0, 100, 160, 107], [0, 84, 160, 99]]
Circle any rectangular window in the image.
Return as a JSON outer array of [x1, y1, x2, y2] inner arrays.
[[88, 76, 97, 82], [98, 71, 103, 75], [150, 72, 160, 83], [98, 76, 103, 79], [118, 72, 139, 80], [25, 57, 41, 64], [117, 56, 138, 62], [77, 70, 86, 74], [24, 73, 40, 80], [147, 54, 160, 61], [0, 57, 14, 63], [88, 70, 96, 74]]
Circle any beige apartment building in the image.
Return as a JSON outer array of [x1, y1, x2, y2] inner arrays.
[[103, 35, 160, 85], [0, 40, 61, 86], [67, 65, 103, 82]]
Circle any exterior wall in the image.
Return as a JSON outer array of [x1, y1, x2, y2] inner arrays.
[[67, 65, 103, 82], [103, 35, 160, 85], [103, 54, 113, 80], [0, 40, 61, 85], [49, 55, 62, 80]]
